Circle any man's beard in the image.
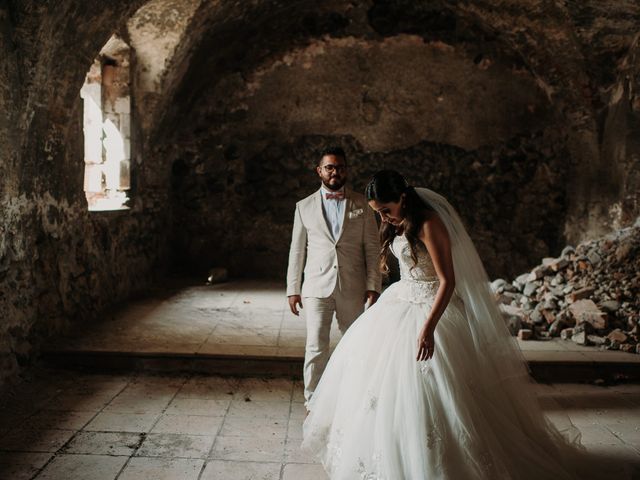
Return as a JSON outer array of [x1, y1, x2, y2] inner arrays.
[[322, 177, 345, 191]]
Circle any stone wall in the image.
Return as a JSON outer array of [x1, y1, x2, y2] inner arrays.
[[165, 33, 564, 280], [0, 0, 164, 385], [159, 0, 640, 281], [1, 0, 640, 387], [596, 35, 640, 232], [172, 129, 569, 279]]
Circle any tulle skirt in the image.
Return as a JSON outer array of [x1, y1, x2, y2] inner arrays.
[[302, 280, 597, 480]]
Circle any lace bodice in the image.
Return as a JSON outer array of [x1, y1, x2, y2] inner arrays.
[[387, 235, 440, 304], [391, 234, 438, 282]]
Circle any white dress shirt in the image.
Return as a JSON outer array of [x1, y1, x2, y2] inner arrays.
[[320, 185, 346, 240]]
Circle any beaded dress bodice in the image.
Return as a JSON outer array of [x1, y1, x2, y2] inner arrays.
[[388, 234, 440, 304], [391, 234, 438, 282]]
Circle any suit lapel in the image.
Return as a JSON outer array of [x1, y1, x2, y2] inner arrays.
[[314, 189, 334, 241]]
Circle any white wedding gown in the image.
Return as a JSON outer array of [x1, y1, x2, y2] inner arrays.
[[302, 233, 598, 480]]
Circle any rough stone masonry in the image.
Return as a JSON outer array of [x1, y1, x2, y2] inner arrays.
[[1, 0, 640, 387]]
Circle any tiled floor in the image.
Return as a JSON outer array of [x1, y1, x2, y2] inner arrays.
[[46, 280, 640, 366], [1, 369, 639, 479]]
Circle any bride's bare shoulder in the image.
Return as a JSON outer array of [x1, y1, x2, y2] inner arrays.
[[419, 210, 449, 241]]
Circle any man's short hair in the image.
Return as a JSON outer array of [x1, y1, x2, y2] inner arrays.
[[319, 146, 346, 163]]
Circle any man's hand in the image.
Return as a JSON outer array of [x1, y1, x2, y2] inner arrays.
[[288, 295, 303, 316], [364, 290, 380, 308]]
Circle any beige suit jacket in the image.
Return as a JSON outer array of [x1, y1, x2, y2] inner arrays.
[[286, 187, 382, 298]]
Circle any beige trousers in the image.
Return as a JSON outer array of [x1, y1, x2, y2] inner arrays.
[[303, 286, 364, 405]]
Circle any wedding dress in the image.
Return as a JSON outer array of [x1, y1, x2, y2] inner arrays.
[[302, 188, 600, 480]]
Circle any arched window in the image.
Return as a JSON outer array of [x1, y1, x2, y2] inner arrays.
[[80, 35, 131, 211]]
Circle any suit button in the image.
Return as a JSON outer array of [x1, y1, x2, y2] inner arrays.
[[333, 266, 337, 269]]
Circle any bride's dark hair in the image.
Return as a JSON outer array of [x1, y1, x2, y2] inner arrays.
[[365, 170, 430, 274]]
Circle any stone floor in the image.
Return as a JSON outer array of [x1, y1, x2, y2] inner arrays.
[[46, 280, 640, 367], [0, 369, 640, 479], [47, 280, 338, 358]]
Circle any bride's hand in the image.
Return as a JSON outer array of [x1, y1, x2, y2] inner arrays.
[[417, 328, 435, 361]]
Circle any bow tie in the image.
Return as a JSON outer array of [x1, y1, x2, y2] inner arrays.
[[325, 191, 345, 200]]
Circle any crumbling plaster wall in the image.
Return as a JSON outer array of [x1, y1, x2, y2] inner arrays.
[[0, 0, 213, 386], [441, 0, 640, 241], [598, 34, 640, 232], [168, 34, 562, 279], [159, 0, 640, 281], [0, 0, 169, 386], [126, 0, 203, 137]]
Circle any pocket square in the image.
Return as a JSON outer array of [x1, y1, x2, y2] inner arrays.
[[348, 208, 364, 219]]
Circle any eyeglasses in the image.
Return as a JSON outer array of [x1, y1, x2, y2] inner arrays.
[[321, 164, 347, 173]]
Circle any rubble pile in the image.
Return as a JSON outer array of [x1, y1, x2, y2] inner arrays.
[[492, 225, 640, 353]]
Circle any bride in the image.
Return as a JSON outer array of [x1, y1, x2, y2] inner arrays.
[[302, 170, 602, 479]]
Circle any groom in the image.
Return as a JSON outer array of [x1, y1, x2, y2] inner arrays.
[[286, 146, 381, 406]]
